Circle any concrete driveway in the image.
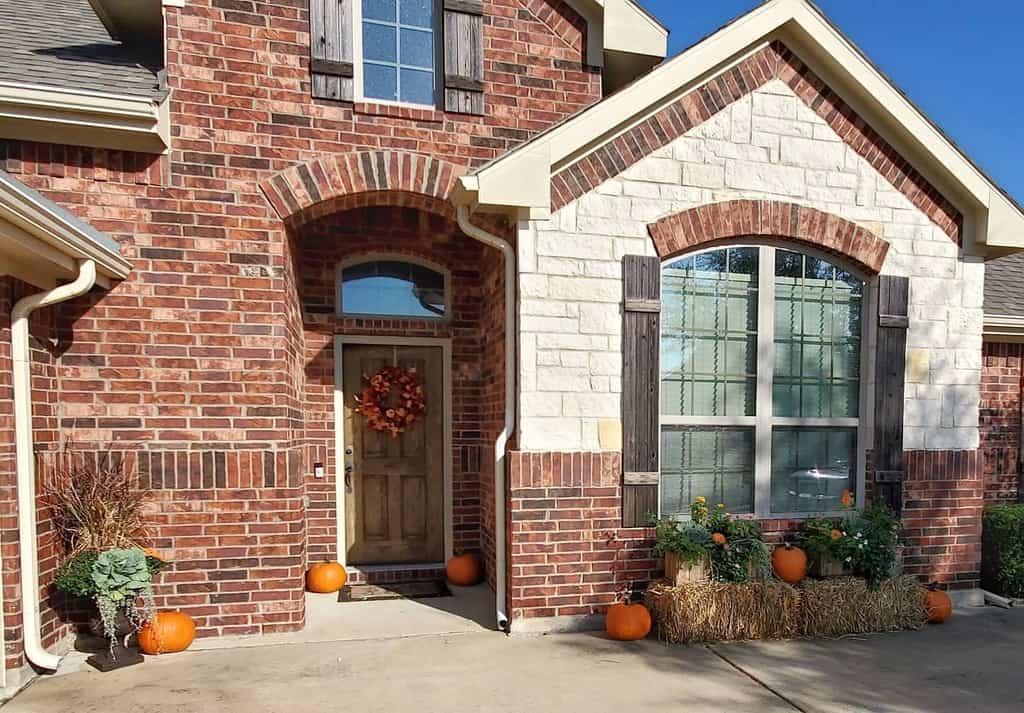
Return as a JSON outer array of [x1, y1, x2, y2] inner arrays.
[[7, 607, 1024, 713]]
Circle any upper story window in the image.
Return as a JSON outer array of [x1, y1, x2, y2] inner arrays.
[[360, 0, 437, 106], [338, 258, 448, 319], [309, 0, 484, 115], [659, 245, 865, 518]]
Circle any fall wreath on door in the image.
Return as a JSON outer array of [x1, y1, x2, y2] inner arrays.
[[354, 366, 427, 438]]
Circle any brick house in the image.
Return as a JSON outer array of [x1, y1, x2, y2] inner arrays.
[[0, 0, 1022, 689]]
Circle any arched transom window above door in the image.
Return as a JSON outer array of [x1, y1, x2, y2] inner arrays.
[[659, 244, 867, 519], [338, 257, 449, 319]]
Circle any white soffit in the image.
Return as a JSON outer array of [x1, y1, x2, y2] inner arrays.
[[466, 0, 1024, 250]]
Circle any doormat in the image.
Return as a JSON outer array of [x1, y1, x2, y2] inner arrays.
[[338, 580, 451, 602]]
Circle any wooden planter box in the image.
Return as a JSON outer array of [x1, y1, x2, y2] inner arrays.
[[664, 552, 709, 585], [809, 553, 846, 579]]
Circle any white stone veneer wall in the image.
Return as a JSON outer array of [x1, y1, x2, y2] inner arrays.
[[517, 79, 983, 452]]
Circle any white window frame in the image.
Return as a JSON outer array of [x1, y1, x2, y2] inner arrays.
[[336, 253, 451, 321], [352, 0, 443, 109], [658, 241, 873, 520]]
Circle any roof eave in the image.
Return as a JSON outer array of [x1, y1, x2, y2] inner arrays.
[[983, 315, 1024, 343], [467, 0, 1024, 252], [0, 81, 169, 155], [0, 170, 132, 290]]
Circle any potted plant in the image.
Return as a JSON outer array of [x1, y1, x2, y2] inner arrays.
[[44, 452, 166, 669], [800, 504, 901, 589], [653, 497, 771, 584], [800, 517, 848, 578]]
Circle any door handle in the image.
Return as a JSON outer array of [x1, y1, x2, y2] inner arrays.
[[344, 461, 354, 492]]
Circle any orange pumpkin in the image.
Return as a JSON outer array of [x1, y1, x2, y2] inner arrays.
[[138, 611, 196, 655], [306, 562, 348, 593], [446, 552, 483, 586], [142, 547, 165, 561], [711, 532, 727, 546], [925, 588, 952, 624], [772, 544, 808, 584], [605, 602, 652, 641]]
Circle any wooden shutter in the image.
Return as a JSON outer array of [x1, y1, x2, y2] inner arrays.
[[873, 275, 909, 514], [622, 255, 661, 527], [443, 0, 484, 115], [310, 0, 354, 101]]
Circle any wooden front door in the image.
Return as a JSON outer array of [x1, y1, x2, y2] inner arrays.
[[342, 344, 445, 565]]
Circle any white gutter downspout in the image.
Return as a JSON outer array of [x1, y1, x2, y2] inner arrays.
[[456, 206, 514, 632], [12, 259, 97, 670]]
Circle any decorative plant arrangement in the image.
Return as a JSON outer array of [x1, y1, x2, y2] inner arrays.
[[354, 366, 426, 438], [800, 504, 901, 589], [44, 453, 192, 670], [644, 494, 935, 644], [652, 497, 771, 584]]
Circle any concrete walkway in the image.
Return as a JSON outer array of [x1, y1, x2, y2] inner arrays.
[[8, 607, 1024, 713]]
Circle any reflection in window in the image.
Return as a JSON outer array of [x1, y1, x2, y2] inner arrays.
[[362, 0, 436, 105], [661, 247, 759, 418], [340, 260, 446, 318], [659, 245, 865, 518]]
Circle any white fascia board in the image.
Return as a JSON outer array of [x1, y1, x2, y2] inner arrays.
[[469, 0, 1024, 247], [564, 0, 667, 67], [604, 0, 668, 57], [0, 170, 132, 285], [0, 82, 169, 154], [984, 315, 1024, 342]]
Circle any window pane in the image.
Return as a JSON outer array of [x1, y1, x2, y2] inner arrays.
[[364, 64, 398, 101], [770, 427, 855, 513], [400, 28, 434, 68], [773, 250, 862, 418], [341, 261, 446, 318], [364, 0, 396, 22], [661, 247, 758, 417], [363, 23, 397, 63], [661, 427, 754, 516], [399, 0, 433, 28], [399, 68, 434, 105]]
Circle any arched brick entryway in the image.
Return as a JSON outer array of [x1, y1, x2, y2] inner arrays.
[[648, 200, 890, 275], [261, 151, 465, 224]]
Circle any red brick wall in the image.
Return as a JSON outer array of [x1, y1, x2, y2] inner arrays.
[[0, 277, 75, 670], [0, 0, 596, 651], [980, 342, 1022, 503], [507, 451, 658, 620], [296, 205, 511, 565]]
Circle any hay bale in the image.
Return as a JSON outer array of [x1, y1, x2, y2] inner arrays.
[[797, 575, 928, 638], [646, 580, 801, 644]]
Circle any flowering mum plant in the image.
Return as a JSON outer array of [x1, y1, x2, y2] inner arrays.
[[799, 503, 901, 589], [652, 497, 771, 583], [354, 366, 427, 438]]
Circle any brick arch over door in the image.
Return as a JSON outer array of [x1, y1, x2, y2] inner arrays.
[[648, 200, 890, 275], [261, 151, 465, 224]]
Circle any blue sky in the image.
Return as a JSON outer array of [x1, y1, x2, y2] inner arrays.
[[637, 0, 1024, 204]]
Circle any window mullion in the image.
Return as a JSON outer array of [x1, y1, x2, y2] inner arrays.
[[754, 246, 775, 518]]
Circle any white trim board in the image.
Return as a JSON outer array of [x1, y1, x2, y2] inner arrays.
[[333, 335, 454, 567]]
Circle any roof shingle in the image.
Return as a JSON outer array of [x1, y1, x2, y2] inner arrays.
[[0, 0, 163, 100], [985, 253, 1024, 316]]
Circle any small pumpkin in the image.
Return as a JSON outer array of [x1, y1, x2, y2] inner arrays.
[[138, 611, 196, 655], [605, 602, 652, 641], [925, 587, 952, 624], [446, 552, 483, 587], [142, 547, 165, 561], [711, 532, 727, 546], [829, 529, 843, 541], [306, 562, 348, 593], [772, 544, 808, 584]]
